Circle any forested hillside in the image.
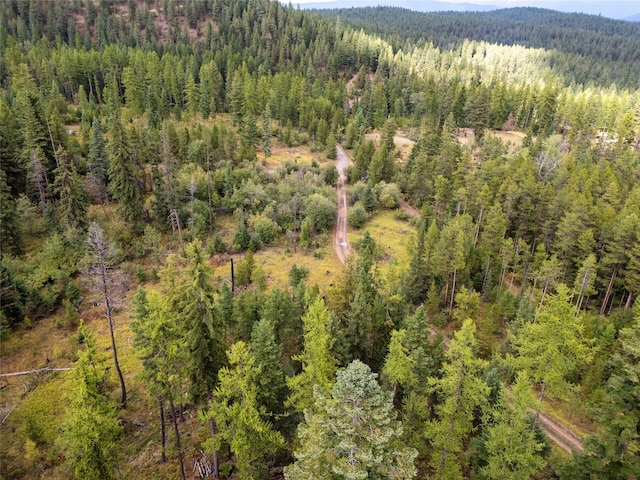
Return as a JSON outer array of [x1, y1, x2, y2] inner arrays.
[[317, 6, 640, 88], [1, 1, 639, 479]]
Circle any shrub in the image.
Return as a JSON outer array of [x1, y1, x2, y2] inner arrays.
[[250, 214, 280, 245], [304, 194, 336, 233], [347, 202, 369, 229], [376, 182, 401, 209]]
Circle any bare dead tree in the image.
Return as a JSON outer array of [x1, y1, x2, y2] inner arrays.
[[188, 177, 196, 241], [169, 209, 185, 256], [30, 148, 48, 216], [86, 221, 127, 406]]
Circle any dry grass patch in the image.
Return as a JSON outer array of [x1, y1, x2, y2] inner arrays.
[[456, 129, 526, 152], [364, 132, 415, 163], [212, 240, 343, 291], [264, 145, 322, 171], [349, 210, 416, 267]]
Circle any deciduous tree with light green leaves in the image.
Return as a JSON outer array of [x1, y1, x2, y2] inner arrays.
[[570, 302, 640, 479], [426, 319, 490, 480], [131, 288, 186, 475], [507, 284, 593, 430], [382, 329, 416, 400], [481, 372, 547, 480], [61, 322, 122, 480], [286, 359, 417, 480], [286, 297, 337, 413], [202, 341, 284, 480]]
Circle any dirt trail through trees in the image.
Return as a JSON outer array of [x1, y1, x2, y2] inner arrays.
[[536, 412, 584, 453], [332, 173, 583, 454], [334, 146, 351, 264]]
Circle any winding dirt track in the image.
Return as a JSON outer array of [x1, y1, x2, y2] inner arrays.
[[331, 157, 584, 454]]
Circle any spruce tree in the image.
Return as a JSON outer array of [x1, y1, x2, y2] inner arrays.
[[286, 360, 417, 480], [52, 147, 87, 231], [250, 317, 286, 418], [261, 105, 272, 162], [0, 168, 22, 255], [107, 112, 143, 223], [87, 118, 109, 198], [170, 242, 225, 404]]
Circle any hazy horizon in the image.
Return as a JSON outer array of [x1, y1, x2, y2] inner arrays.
[[286, 0, 640, 20]]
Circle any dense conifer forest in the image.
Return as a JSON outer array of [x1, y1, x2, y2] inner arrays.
[[317, 6, 640, 88], [0, 0, 639, 479]]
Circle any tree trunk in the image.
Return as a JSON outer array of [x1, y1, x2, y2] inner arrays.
[[100, 260, 127, 406], [206, 393, 219, 478], [534, 281, 549, 323], [170, 399, 186, 480], [170, 209, 187, 257], [600, 268, 617, 315], [208, 418, 219, 478], [206, 146, 214, 225], [473, 207, 483, 247], [482, 255, 491, 294], [231, 258, 235, 293], [531, 382, 546, 432], [159, 398, 167, 463], [449, 268, 457, 315]]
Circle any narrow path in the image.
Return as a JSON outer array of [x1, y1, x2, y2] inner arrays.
[[537, 412, 584, 453], [334, 145, 351, 265], [331, 152, 583, 453]]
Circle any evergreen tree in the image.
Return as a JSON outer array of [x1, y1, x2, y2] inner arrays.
[[286, 298, 337, 413], [131, 288, 186, 471], [169, 242, 225, 404], [325, 132, 337, 159], [426, 319, 490, 480], [61, 322, 123, 480], [382, 329, 416, 400], [363, 180, 377, 213], [52, 147, 87, 231], [250, 317, 286, 418], [240, 113, 259, 161], [87, 118, 109, 198], [286, 360, 417, 480], [570, 304, 640, 479], [507, 284, 593, 428], [261, 105, 272, 162], [203, 342, 284, 480], [0, 168, 22, 255], [481, 373, 546, 480], [433, 215, 471, 314], [107, 113, 143, 223]]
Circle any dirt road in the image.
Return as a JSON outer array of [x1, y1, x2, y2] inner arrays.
[[537, 412, 584, 453], [334, 145, 351, 265], [331, 152, 583, 454]]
